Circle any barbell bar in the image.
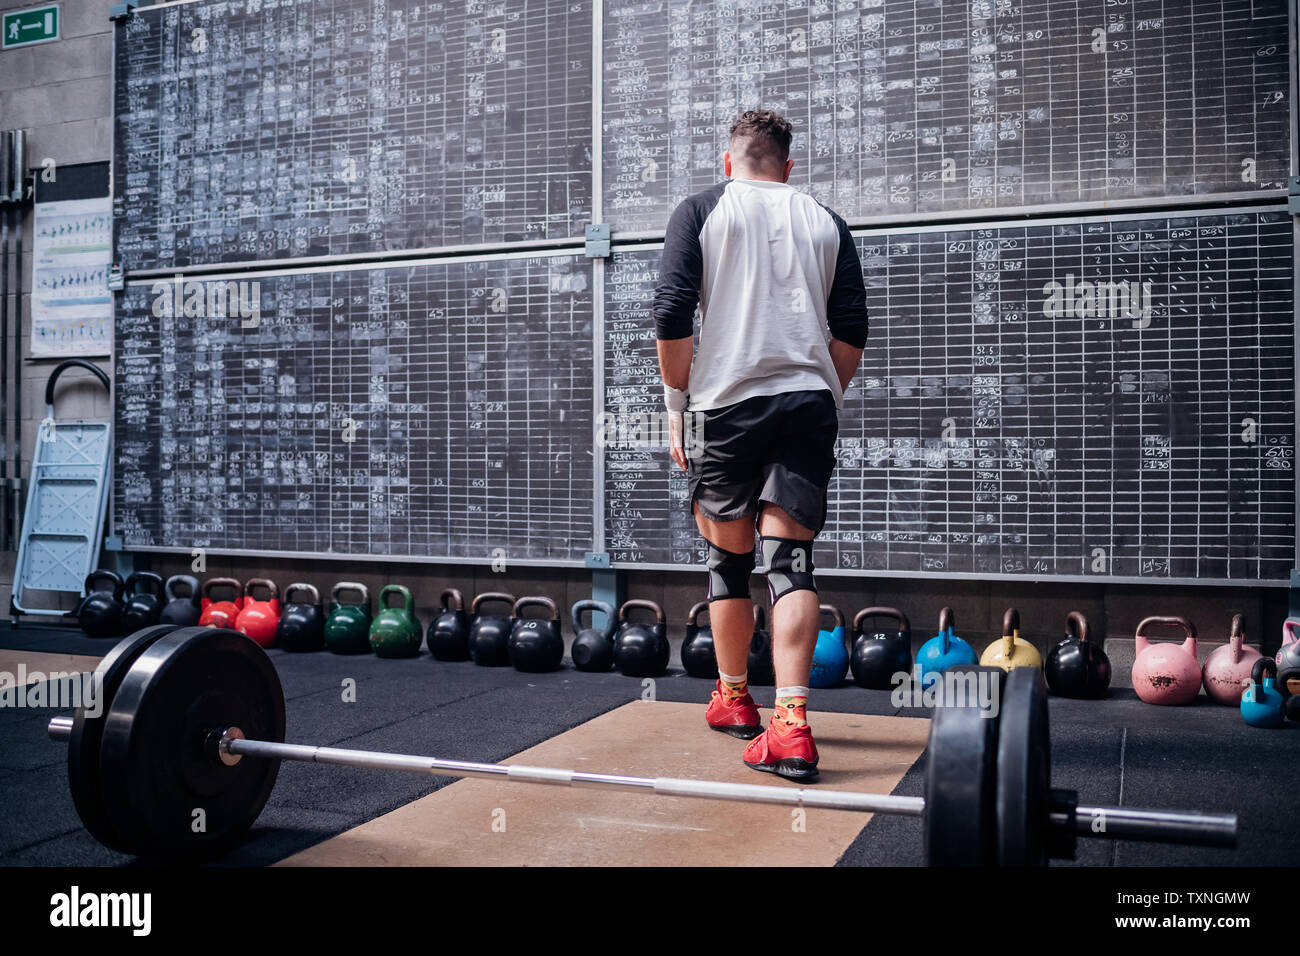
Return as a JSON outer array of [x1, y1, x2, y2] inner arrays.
[[45, 716, 1236, 847], [47, 625, 1238, 864]]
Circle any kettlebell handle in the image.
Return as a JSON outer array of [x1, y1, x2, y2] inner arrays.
[[379, 584, 413, 611], [819, 604, 844, 630], [938, 606, 955, 634], [572, 599, 616, 640], [164, 574, 199, 602], [245, 578, 279, 601], [203, 577, 242, 601], [1228, 614, 1244, 663], [1003, 607, 1020, 637], [439, 588, 464, 612], [619, 599, 666, 626], [752, 605, 766, 630], [85, 569, 124, 599], [1065, 611, 1089, 643], [512, 595, 558, 621], [1251, 657, 1277, 685], [284, 582, 320, 605], [472, 592, 517, 616], [125, 571, 163, 596], [331, 581, 369, 606], [686, 601, 710, 628], [853, 606, 910, 636], [1135, 616, 1197, 641]]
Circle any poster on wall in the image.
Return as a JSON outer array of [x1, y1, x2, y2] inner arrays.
[[30, 162, 111, 357]]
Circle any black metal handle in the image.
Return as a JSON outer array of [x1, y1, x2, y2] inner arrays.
[[45, 360, 110, 411]]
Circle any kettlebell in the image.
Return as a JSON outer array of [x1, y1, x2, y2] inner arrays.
[[121, 572, 165, 632], [850, 606, 912, 690], [980, 608, 1043, 672], [159, 574, 201, 626], [1132, 616, 1201, 706], [571, 599, 617, 672], [1276, 619, 1300, 700], [74, 570, 126, 638], [277, 583, 324, 652], [1202, 614, 1263, 705], [468, 592, 516, 666], [198, 577, 244, 629], [235, 578, 281, 648], [428, 589, 470, 661], [509, 596, 564, 672], [915, 607, 978, 689], [748, 605, 775, 685], [679, 601, 717, 679], [809, 604, 850, 688], [369, 584, 422, 658], [1240, 657, 1285, 728], [324, 582, 372, 654], [1045, 611, 1111, 699], [613, 599, 670, 678]]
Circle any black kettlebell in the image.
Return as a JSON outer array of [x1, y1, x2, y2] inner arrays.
[[850, 606, 913, 690], [680, 601, 717, 679], [277, 583, 325, 652], [1044, 611, 1111, 699], [747, 605, 775, 685], [613, 599, 669, 678], [509, 596, 564, 672], [121, 571, 165, 633], [570, 599, 616, 672], [428, 588, 470, 661], [468, 592, 516, 666], [159, 574, 201, 626], [74, 570, 125, 638]]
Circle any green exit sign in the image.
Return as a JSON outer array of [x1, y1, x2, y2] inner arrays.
[[3, 5, 59, 50]]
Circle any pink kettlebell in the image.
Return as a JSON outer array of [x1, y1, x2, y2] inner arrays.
[[1201, 614, 1262, 705], [1279, 618, 1299, 666], [1132, 616, 1201, 706]]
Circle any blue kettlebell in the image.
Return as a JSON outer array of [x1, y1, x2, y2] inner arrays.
[[810, 604, 849, 688], [1241, 657, 1285, 728], [915, 606, 978, 689]]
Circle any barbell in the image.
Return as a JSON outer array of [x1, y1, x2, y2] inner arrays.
[[47, 625, 1239, 864]]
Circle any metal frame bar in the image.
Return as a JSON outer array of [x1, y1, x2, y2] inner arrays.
[[590, 0, 606, 561], [609, 190, 1291, 245]]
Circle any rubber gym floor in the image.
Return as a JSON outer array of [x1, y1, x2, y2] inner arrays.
[[1, 624, 1295, 867]]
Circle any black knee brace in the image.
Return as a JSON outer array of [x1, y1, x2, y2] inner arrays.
[[706, 543, 755, 602], [761, 536, 817, 604]]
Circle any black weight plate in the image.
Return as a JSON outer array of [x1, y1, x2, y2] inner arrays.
[[98, 627, 285, 860], [996, 667, 1051, 866], [923, 695, 998, 865], [67, 624, 182, 852]]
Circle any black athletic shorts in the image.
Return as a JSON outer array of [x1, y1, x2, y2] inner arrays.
[[686, 389, 839, 534]]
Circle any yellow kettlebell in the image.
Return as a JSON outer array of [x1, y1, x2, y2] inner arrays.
[[981, 608, 1043, 672]]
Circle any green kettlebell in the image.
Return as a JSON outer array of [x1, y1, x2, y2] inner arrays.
[[369, 584, 422, 659], [325, 581, 372, 654]]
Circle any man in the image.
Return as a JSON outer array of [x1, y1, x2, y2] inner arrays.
[[654, 109, 868, 782]]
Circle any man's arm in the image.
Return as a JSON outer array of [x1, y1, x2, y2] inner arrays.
[[654, 196, 709, 469], [829, 338, 864, 393], [824, 211, 869, 393]]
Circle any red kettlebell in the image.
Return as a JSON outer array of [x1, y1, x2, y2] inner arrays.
[[235, 578, 281, 648], [1132, 616, 1201, 706], [198, 577, 244, 629], [1201, 614, 1263, 706]]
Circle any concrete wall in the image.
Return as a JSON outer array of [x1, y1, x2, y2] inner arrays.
[[0, 1, 1289, 664]]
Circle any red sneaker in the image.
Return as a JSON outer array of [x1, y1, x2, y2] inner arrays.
[[705, 679, 762, 739], [742, 721, 819, 782]]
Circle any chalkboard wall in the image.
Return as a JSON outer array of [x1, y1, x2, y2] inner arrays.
[[111, 0, 1296, 582]]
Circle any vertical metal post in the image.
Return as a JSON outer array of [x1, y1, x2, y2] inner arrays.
[[9, 128, 25, 553]]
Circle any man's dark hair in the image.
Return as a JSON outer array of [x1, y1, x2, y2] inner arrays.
[[728, 109, 793, 173]]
